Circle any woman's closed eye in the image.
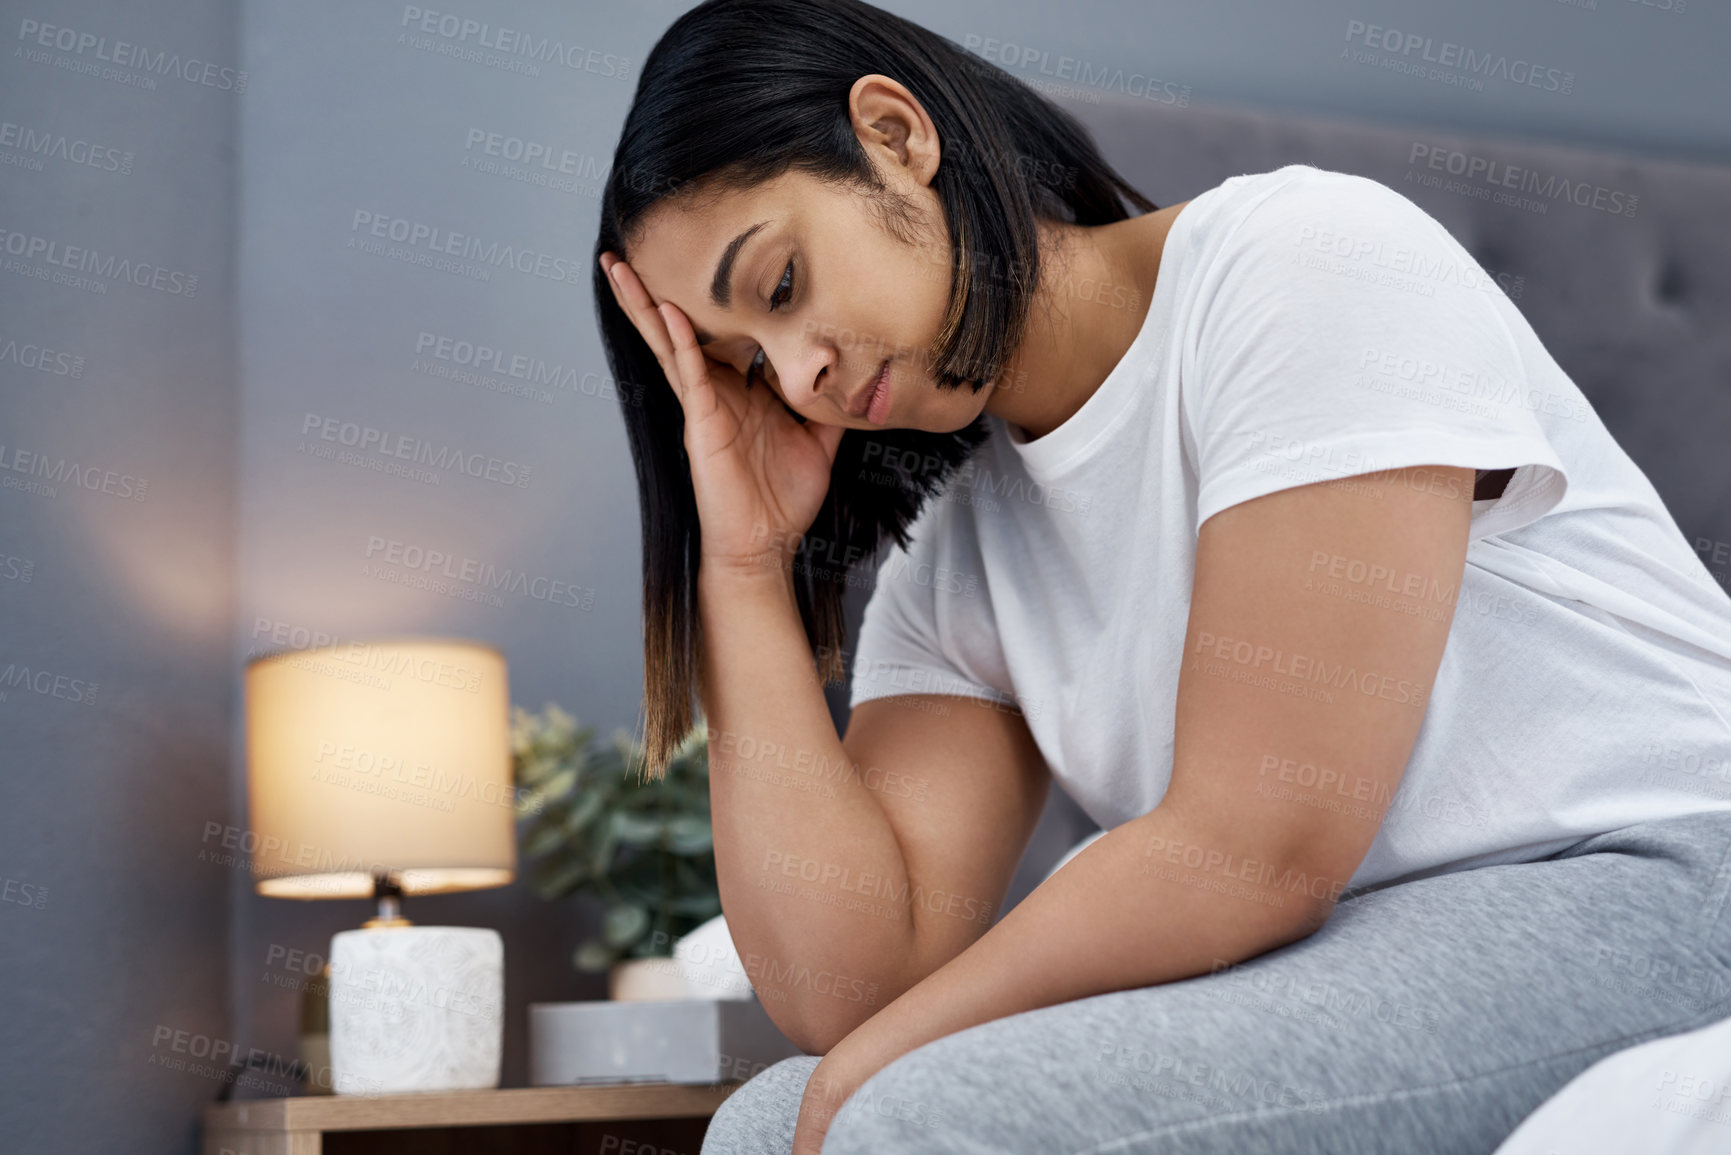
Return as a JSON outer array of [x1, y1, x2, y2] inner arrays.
[[747, 259, 796, 386], [769, 258, 795, 312]]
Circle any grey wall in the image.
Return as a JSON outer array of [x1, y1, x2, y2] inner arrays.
[[0, 0, 239, 1151], [919, 0, 1730, 165], [1, 0, 1725, 1150]]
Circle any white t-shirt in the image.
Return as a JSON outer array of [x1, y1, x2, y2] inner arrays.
[[847, 162, 1731, 890]]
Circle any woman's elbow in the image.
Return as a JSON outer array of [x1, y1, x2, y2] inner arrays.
[[762, 993, 876, 1057]]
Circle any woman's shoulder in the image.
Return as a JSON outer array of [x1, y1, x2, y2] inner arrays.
[[1178, 163, 1480, 324], [1198, 163, 1444, 251], [1206, 162, 1403, 204], [1239, 163, 1440, 245]]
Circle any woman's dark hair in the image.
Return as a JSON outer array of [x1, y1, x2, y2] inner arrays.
[[595, 0, 1156, 777]]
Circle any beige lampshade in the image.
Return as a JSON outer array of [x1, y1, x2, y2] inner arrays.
[[244, 636, 516, 899]]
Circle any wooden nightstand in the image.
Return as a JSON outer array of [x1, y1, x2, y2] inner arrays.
[[202, 1082, 738, 1154]]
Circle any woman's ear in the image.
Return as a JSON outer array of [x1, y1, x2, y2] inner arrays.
[[846, 73, 941, 187]]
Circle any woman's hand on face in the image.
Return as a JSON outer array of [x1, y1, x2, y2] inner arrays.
[[600, 252, 847, 577]]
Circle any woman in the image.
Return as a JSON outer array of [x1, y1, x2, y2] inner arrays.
[[591, 1, 1731, 1152]]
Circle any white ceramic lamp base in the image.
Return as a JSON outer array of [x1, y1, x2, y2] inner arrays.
[[328, 925, 504, 1095]]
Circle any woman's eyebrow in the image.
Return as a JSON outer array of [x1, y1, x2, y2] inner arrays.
[[710, 220, 770, 309], [692, 219, 770, 347]]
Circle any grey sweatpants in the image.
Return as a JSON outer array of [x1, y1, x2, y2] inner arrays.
[[701, 808, 1731, 1154]]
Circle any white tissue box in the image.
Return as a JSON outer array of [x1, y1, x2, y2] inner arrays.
[[528, 997, 804, 1086]]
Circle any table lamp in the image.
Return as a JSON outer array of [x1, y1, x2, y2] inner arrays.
[[244, 636, 515, 1095]]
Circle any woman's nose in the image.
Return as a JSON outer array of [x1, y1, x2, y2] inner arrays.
[[774, 342, 836, 412]]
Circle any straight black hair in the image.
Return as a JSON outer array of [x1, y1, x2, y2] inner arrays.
[[594, 0, 1156, 777]]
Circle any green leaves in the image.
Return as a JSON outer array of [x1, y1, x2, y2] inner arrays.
[[573, 939, 617, 973], [665, 815, 714, 855], [602, 903, 650, 947], [611, 810, 670, 847], [522, 822, 571, 860], [562, 787, 606, 836], [509, 704, 717, 975]]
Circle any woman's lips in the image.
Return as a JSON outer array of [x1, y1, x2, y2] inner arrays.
[[863, 360, 892, 426]]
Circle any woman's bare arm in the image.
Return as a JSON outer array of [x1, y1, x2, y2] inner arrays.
[[792, 464, 1476, 1148], [599, 251, 1050, 1052], [698, 558, 1048, 1053], [599, 249, 1055, 1050]]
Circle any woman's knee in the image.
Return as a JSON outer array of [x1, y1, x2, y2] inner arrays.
[[700, 1054, 821, 1155]]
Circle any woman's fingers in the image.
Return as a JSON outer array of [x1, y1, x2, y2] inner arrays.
[[598, 256, 753, 437], [600, 257, 683, 389], [611, 262, 674, 367], [657, 300, 719, 423]]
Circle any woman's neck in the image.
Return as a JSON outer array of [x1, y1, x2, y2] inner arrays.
[[982, 201, 1188, 442]]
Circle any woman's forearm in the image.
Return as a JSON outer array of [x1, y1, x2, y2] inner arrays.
[[696, 560, 923, 1051], [818, 803, 1335, 1083]]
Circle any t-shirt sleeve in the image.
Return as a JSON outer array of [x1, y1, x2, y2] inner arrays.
[[846, 492, 1020, 714], [1186, 167, 1569, 541]]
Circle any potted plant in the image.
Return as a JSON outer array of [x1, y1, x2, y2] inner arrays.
[[509, 703, 721, 998]]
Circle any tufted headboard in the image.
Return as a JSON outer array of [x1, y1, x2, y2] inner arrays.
[[838, 96, 1731, 901], [1069, 94, 1731, 566]]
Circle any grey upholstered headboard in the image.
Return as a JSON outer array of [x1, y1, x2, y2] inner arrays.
[[1071, 94, 1731, 560], [838, 97, 1731, 902]]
